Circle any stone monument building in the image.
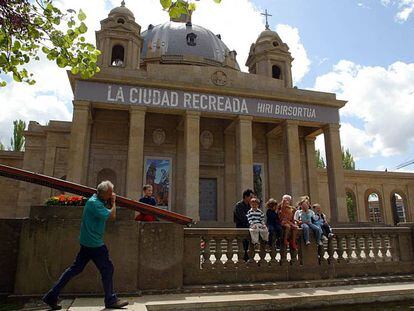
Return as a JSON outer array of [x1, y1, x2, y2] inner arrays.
[[1, 2, 413, 226]]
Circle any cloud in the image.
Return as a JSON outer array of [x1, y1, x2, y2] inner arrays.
[[314, 60, 414, 159], [381, 0, 414, 22], [276, 24, 311, 84]]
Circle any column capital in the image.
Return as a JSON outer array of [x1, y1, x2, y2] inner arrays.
[[72, 100, 90, 110], [185, 111, 201, 119], [323, 123, 341, 132], [283, 120, 299, 128], [129, 106, 147, 113], [304, 135, 317, 142], [237, 115, 253, 122]]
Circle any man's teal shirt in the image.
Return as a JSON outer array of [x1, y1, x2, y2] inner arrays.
[[79, 194, 111, 248]]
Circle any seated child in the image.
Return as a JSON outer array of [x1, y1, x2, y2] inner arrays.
[[247, 197, 269, 250], [299, 197, 323, 246], [312, 203, 334, 239], [135, 184, 157, 222], [265, 198, 283, 249], [278, 194, 299, 250]]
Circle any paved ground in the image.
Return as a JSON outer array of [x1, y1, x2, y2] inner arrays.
[[18, 282, 414, 310]]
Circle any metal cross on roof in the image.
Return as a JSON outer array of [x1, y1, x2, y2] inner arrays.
[[261, 9, 272, 30]]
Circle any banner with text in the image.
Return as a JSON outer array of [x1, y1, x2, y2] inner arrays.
[[74, 81, 339, 123]]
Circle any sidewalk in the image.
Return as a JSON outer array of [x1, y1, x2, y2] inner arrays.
[[22, 282, 414, 310]]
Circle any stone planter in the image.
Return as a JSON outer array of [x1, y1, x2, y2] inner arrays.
[[29, 205, 135, 220]]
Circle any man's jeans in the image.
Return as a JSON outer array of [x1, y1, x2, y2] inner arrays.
[[43, 245, 117, 307], [301, 223, 322, 244]]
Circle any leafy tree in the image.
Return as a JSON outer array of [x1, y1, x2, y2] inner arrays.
[[0, 141, 4, 150], [346, 192, 356, 222], [159, 0, 221, 19], [10, 119, 26, 151], [0, 0, 101, 87], [315, 149, 326, 168], [342, 147, 355, 170]]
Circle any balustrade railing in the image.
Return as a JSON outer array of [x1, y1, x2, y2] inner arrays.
[[183, 227, 414, 285]]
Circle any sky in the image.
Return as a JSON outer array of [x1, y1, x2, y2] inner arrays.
[[0, 0, 413, 172]]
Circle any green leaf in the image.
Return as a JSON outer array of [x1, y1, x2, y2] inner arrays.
[[188, 3, 196, 11], [213, 0, 221, 3], [78, 9, 86, 21], [56, 56, 68, 68], [13, 72, 22, 82], [42, 46, 50, 54], [160, 0, 172, 9], [71, 67, 79, 75], [78, 22, 87, 34]]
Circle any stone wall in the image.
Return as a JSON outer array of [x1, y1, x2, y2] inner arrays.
[[0, 151, 23, 218], [4, 208, 414, 295], [0, 219, 22, 293], [317, 169, 414, 225]]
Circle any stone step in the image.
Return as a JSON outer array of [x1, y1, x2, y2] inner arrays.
[[64, 281, 414, 310]]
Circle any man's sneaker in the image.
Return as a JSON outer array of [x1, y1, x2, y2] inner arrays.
[[42, 296, 62, 310], [322, 235, 328, 241], [328, 233, 334, 238], [106, 298, 129, 309], [305, 241, 311, 246]]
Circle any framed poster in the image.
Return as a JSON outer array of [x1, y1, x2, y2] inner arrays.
[[253, 163, 265, 204], [143, 157, 172, 210]]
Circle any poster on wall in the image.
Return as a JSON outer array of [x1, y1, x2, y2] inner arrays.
[[143, 157, 171, 210], [253, 163, 265, 204]]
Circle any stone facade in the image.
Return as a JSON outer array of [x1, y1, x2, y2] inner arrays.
[[0, 3, 413, 226]]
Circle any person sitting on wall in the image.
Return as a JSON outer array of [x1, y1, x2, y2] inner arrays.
[[135, 184, 157, 222], [247, 197, 269, 251], [42, 181, 128, 310], [278, 194, 299, 250], [234, 189, 256, 261], [265, 198, 283, 250], [299, 197, 323, 246], [312, 203, 334, 240]]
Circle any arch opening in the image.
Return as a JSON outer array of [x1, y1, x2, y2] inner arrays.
[[346, 189, 357, 222], [367, 192, 382, 223], [391, 192, 407, 225], [111, 45, 125, 67], [272, 65, 281, 79]]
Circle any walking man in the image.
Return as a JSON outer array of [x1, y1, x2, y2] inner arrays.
[[42, 181, 128, 310]]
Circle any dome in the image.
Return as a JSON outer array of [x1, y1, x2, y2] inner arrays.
[[141, 21, 240, 70], [109, 1, 134, 20], [256, 29, 282, 44]]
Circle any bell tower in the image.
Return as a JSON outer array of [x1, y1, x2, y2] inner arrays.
[[245, 16, 293, 87], [96, 1, 143, 70]]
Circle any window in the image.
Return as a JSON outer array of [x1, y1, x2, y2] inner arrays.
[[117, 18, 125, 24], [272, 41, 279, 47], [111, 45, 125, 67], [272, 65, 281, 79], [186, 33, 197, 46]]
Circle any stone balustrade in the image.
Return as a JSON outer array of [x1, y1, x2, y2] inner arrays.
[[183, 227, 414, 285]]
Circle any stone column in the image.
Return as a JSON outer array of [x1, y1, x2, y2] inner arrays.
[[183, 111, 200, 221], [235, 116, 253, 199], [283, 120, 302, 202], [356, 184, 368, 222], [323, 123, 347, 223], [266, 126, 285, 200], [304, 136, 319, 204], [126, 107, 146, 199], [67, 101, 91, 184], [224, 124, 237, 223]]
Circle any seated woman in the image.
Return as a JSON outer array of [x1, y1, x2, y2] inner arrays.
[[299, 197, 323, 246], [265, 198, 283, 249], [312, 203, 334, 239], [278, 194, 298, 250]]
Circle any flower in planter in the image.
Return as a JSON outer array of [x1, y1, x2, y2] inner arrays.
[[45, 195, 87, 207]]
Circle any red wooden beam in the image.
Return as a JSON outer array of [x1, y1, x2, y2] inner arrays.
[[0, 164, 193, 226]]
